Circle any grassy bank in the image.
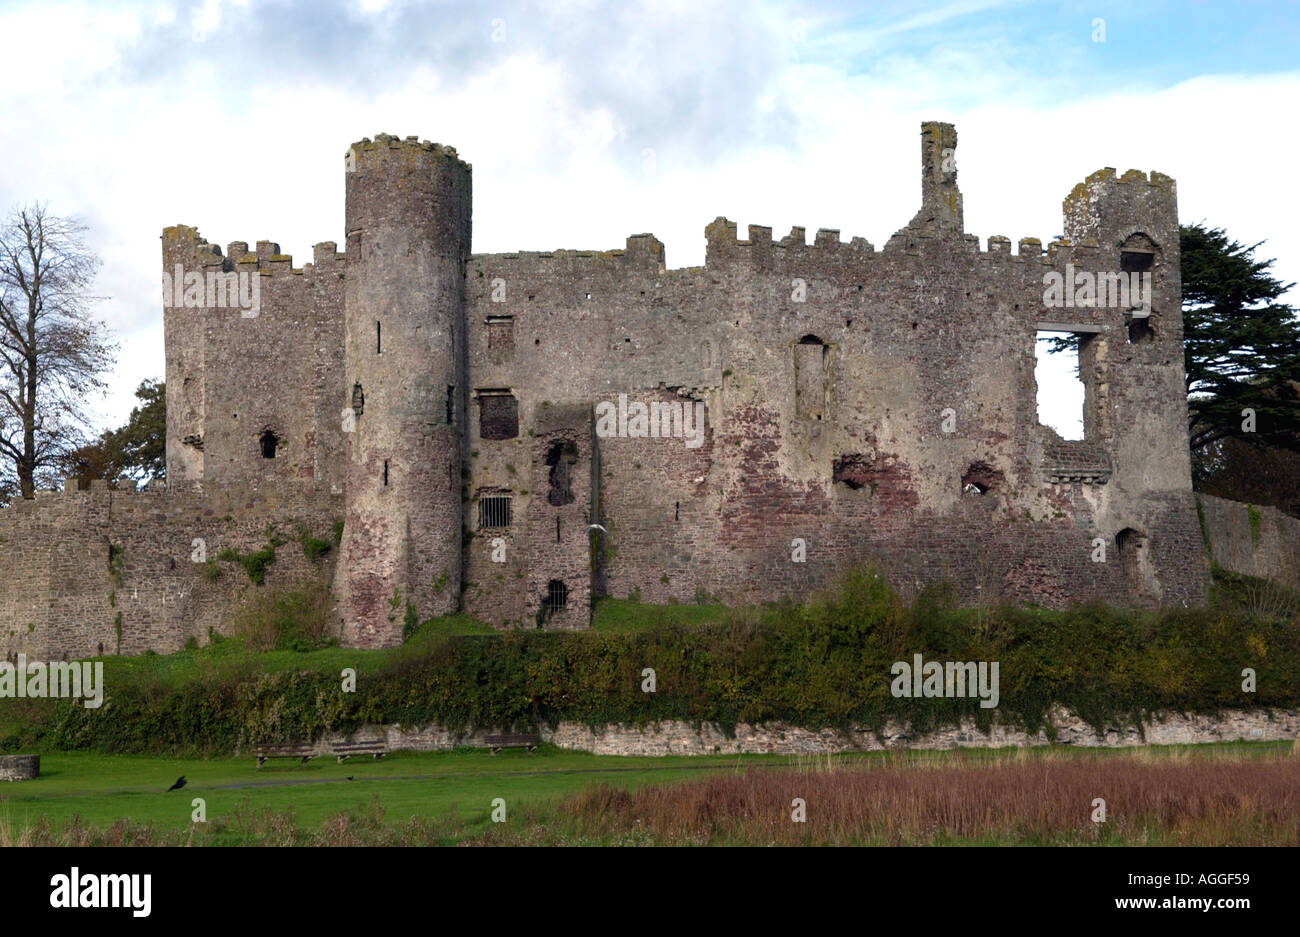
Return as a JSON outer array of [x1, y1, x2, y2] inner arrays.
[[2, 566, 1297, 756]]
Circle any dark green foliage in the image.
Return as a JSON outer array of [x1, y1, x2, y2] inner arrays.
[[403, 600, 418, 641], [58, 380, 167, 486], [1181, 223, 1300, 455], [236, 585, 336, 653], [301, 532, 332, 562], [3, 568, 1296, 756], [217, 545, 275, 585]]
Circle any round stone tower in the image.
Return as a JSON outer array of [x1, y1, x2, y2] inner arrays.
[[337, 134, 471, 646]]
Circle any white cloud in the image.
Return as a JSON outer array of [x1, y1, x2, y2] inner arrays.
[[0, 0, 1294, 438]]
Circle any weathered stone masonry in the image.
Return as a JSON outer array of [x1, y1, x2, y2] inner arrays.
[[0, 479, 340, 662], [7, 120, 1287, 658]]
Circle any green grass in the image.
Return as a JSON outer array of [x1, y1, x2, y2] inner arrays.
[[407, 613, 499, 637], [0, 747, 838, 839], [591, 597, 732, 632], [1, 741, 1290, 845], [52, 612, 498, 684]]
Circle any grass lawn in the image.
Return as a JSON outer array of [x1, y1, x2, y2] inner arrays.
[[1, 741, 1292, 845], [0, 746, 833, 840], [590, 597, 732, 632]]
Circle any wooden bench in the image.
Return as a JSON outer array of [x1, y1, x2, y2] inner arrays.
[[254, 742, 316, 768], [485, 733, 540, 754], [332, 740, 387, 764]]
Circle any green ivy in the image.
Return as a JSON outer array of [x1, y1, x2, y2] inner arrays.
[[4, 568, 1296, 757]]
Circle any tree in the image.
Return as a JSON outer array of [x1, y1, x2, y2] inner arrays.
[[1182, 223, 1300, 454], [0, 203, 116, 498], [106, 378, 165, 482], [59, 379, 166, 487], [1193, 430, 1300, 518]]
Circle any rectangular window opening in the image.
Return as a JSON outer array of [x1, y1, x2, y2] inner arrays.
[[376, 320, 382, 354], [477, 389, 519, 440], [1035, 330, 1086, 441], [1120, 250, 1154, 274], [486, 315, 515, 351]]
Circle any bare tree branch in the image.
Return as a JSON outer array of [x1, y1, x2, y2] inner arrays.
[[0, 202, 116, 500]]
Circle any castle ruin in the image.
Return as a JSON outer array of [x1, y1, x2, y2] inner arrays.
[[2, 122, 1234, 657]]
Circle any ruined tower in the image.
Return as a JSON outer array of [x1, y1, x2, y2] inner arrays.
[[336, 135, 471, 645], [1060, 165, 1196, 602]]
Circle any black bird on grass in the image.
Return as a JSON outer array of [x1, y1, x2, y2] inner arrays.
[[166, 776, 187, 792]]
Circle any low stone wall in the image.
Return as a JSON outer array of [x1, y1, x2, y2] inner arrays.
[[310, 707, 1300, 757], [0, 754, 39, 781], [1199, 494, 1300, 589]]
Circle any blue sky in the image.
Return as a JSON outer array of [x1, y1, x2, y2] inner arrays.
[[0, 0, 1296, 437], [825, 1, 1300, 90]]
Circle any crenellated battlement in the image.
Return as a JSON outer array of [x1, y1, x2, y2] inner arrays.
[[699, 214, 1128, 274], [347, 133, 472, 174], [162, 230, 346, 280], [704, 216, 876, 268], [1063, 166, 1178, 247]]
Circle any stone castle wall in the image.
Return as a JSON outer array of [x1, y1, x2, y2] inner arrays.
[[6, 123, 1292, 655], [1200, 494, 1300, 588], [459, 140, 1209, 624], [162, 228, 348, 492], [0, 480, 341, 661]]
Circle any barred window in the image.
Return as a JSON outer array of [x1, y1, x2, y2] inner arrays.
[[544, 579, 568, 612], [478, 496, 511, 529]]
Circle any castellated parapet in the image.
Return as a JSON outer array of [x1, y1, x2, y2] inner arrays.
[[0, 122, 1218, 657]]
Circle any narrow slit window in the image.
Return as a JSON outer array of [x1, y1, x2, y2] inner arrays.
[[383, 460, 389, 486], [376, 320, 382, 354], [556, 516, 561, 543], [546, 440, 578, 505]]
